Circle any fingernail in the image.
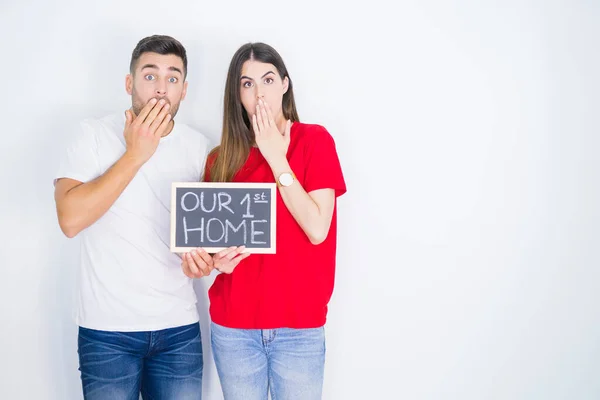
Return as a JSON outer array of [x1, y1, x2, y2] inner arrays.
[[159, 99, 165, 105], [150, 98, 157, 104]]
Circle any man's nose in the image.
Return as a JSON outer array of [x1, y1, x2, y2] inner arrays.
[[155, 81, 167, 96]]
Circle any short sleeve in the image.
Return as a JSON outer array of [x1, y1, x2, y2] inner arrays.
[[303, 125, 346, 197], [54, 120, 102, 185]]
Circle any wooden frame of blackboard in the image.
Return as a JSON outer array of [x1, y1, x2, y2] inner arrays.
[[170, 182, 277, 254]]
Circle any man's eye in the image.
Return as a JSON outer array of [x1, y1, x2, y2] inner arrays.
[[169, 77, 178, 83], [145, 75, 155, 81]]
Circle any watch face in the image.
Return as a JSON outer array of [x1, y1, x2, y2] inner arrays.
[[279, 173, 293, 186]]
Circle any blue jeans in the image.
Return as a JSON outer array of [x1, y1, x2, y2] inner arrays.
[[78, 323, 203, 400], [211, 322, 326, 400]]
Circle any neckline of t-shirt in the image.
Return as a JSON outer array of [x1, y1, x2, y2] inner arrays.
[[160, 120, 177, 142]]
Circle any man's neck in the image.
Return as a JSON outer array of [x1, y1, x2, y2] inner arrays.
[[161, 119, 175, 137]]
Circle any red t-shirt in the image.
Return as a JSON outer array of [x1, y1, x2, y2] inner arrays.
[[205, 122, 346, 329]]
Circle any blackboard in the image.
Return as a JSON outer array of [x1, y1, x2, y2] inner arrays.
[[170, 182, 277, 254]]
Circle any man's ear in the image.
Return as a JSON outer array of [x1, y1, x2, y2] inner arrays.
[[283, 76, 289, 94], [125, 74, 133, 95], [181, 80, 189, 101]]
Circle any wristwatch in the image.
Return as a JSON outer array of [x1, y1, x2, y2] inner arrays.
[[277, 172, 295, 187]]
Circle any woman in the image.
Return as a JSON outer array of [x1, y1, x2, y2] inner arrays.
[[184, 42, 346, 400]]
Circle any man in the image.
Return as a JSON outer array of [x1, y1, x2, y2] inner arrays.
[[54, 35, 215, 400]]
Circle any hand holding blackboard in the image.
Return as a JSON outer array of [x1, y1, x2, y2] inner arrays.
[[171, 182, 277, 254], [181, 247, 214, 278], [181, 245, 251, 278]]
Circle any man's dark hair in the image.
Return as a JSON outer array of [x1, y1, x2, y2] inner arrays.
[[129, 35, 188, 78]]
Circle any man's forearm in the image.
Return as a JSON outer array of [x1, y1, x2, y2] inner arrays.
[[56, 153, 143, 237]]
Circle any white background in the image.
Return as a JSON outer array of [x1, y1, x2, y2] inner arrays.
[[1, 0, 599, 399]]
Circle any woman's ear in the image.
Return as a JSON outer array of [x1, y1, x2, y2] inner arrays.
[[283, 76, 289, 94]]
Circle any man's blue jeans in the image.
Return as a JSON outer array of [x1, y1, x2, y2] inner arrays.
[[78, 322, 203, 400]]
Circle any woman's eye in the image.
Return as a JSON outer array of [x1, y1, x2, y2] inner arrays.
[[265, 78, 274, 84], [243, 81, 252, 88]]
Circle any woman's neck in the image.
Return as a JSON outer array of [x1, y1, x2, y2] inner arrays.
[[274, 111, 287, 133]]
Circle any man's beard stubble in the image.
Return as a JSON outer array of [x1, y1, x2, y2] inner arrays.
[[131, 88, 180, 120]]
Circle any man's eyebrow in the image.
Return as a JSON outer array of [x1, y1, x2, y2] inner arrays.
[[240, 71, 276, 80], [140, 64, 183, 75]]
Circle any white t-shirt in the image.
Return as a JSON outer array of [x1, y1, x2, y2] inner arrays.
[[55, 113, 210, 332]]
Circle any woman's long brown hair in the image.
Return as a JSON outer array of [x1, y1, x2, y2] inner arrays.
[[207, 43, 300, 182]]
